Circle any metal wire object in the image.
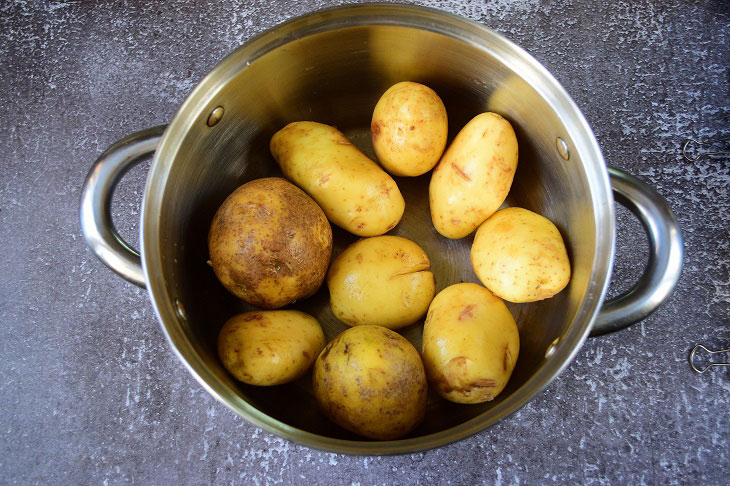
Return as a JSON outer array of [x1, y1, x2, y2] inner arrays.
[[682, 114, 730, 161], [689, 344, 730, 373], [682, 136, 730, 161]]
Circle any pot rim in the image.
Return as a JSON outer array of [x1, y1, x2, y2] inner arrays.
[[140, 3, 615, 455]]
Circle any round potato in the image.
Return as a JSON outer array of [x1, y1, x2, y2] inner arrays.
[[471, 207, 571, 302], [208, 177, 332, 309], [312, 325, 427, 440], [429, 112, 518, 239], [270, 121, 405, 237], [218, 310, 326, 386], [327, 236, 435, 329], [422, 283, 519, 404], [371, 81, 448, 176]]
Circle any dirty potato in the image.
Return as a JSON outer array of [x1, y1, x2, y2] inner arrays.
[[371, 81, 448, 176], [270, 121, 405, 236], [327, 236, 435, 329], [208, 177, 332, 309], [429, 112, 518, 239], [422, 283, 519, 404], [312, 325, 427, 440], [218, 310, 326, 386], [471, 207, 571, 302]]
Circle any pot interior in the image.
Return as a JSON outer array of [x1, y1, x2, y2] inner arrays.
[[144, 6, 611, 451]]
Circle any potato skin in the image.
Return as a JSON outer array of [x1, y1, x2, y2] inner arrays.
[[270, 121, 405, 237], [422, 283, 519, 404], [218, 310, 326, 386], [208, 177, 332, 309], [471, 207, 571, 303], [312, 325, 427, 440], [327, 236, 435, 329], [371, 81, 448, 177], [429, 112, 518, 239]]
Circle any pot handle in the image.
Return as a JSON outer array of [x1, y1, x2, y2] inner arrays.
[[79, 126, 167, 288], [590, 167, 684, 336]]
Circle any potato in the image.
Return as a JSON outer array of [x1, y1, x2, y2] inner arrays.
[[471, 207, 571, 303], [208, 177, 332, 309], [371, 81, 448, 176], [270, 121, 405, 236], [429, 112, 518, 239], [312, 325, 427, 440], [218, 310, 326, 386], [326, 236, 435, 329], [422, 283, 519, 404]]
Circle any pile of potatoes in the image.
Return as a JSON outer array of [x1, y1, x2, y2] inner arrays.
[[208, 81, 571, 440]]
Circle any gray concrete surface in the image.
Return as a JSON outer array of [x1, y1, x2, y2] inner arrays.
[[1, 0, 729, 484]]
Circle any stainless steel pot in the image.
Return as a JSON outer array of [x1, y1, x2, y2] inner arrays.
[[80, 4, 683, 454]]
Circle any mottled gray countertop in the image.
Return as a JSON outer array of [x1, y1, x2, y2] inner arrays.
[[1, 0, 729, 484]]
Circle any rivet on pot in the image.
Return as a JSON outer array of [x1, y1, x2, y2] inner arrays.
[[174, 298, 188, 321], [545, 337, 560, 358], [207, 106, 224, 127], [556, 137, 570, 160]]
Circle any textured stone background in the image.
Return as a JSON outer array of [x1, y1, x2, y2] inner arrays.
[[1, 0, 729, 484]]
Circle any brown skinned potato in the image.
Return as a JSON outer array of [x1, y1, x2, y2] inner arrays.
[[208, 177, 332, 309]]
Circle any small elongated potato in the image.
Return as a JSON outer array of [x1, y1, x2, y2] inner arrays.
[[312, 325, 427, 439], [371, 81, 448, 176], [471, 207, 571, 303], [218, 310, 326, 386], [208, 177, 332, 309], [429, 112, 518, 239], [270, 122, 405, 236], [327, 236, 435, 329], [422, 283, 519, 404]]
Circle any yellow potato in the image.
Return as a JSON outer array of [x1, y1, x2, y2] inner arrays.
[[422, 283, 519, 404], [471, 207, 571, 303], [208, 177, 332, 309], [312, 325, 427, 439], [218, 310, 326, 386], [327, 236, 435, 329], [429, 112, 518, 239], [270, 122, 405, 236], [371, 81, 448, 176]]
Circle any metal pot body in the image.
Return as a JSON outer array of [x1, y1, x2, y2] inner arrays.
[[80, 5, 682, 454]]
